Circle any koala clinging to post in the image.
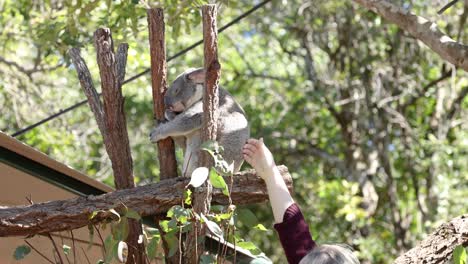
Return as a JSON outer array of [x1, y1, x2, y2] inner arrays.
[[150, 68, 250, 177]]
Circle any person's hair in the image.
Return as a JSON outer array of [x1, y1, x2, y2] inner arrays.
[[299, 244, 360, 264]]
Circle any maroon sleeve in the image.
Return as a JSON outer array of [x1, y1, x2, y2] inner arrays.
[[274, 203, 316, 264]]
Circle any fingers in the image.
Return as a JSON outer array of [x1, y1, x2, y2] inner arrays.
[[243, 143, 258, 153], [243, 152, 253, 164], [246, 138, 262, 147], [242, 148, 254, 157]]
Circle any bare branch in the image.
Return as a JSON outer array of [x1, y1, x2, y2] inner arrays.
[[438, 0, 459, 14], [447, 85, 468, 120], [68, 48, 105, 134], [353, 0, 468, 71], [401, 69, 452, 111], [394, 214, 468, 263], [0, 166, 292, 237]]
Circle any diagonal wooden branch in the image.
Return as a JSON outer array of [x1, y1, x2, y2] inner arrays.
[[0, 166, 292, 237], [68, 48, 105, 134], [393, 214, 468, 263], [353, 0, 468, 71], [447, 85, 468, 120]]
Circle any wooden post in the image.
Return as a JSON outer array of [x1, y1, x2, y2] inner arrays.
[[70, 28, 146, 264], [185, 4, 221, 262], [147, 8, 180, 263], [147, 8, 178, 181]]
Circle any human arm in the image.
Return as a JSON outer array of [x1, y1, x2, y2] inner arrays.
[[243, 138, 316, 264], [242, 138, 294, 223]]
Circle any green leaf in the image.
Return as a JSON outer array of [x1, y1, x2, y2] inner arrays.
[[165, 233, 179, 258], [201, 214, 224, 238], [88, 224, 95, 250], [237, 241, 257, 250], [184, 189, 192, 205], [147, 236, 160, 260], [104, 235, 118, 263], [159, 220, 170, 232], [125, 208, 141, 220], [63, 245, 71, 255], [14, 245, 31, 260], [89, 210, 100, 220], [237, 208, 258, 227], [200, 140, 219, 154], [200, 254, 216, 264], [209, 168, 229, 196], [119, 217, 129, 241], [253, 223, 268, 231], [453, 245, 467, 264]]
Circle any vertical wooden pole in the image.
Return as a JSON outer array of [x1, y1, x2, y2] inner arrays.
[[147, 8, 181, 264], [185, 4, 221, 263], [147, 8, 178, 181]]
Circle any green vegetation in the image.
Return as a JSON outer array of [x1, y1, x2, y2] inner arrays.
[[2, 0, 467, 262]]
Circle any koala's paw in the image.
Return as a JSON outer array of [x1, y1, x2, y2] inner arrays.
[[164, 110, 177, 121], [149, 126, 165, 143]]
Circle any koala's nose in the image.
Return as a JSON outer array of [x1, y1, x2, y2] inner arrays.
[[164, 96, 172, 107]]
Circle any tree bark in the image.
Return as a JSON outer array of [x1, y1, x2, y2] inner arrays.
[[394, 214, 468, 263], [353, 0, 468, 72], [70, 28, 145, 263], [0, 166, 292, 237], [147, 8, 178, 181], [147, 8, 180, 264], [68, 48, 105, 135], [185, 5, 221, 263]]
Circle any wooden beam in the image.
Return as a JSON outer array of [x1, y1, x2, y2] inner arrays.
[[0, 166, 292, 237]]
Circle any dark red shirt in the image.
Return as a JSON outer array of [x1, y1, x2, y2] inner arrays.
[[274, 203, 316, 264]]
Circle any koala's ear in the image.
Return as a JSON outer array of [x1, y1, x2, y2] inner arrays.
[[186, 68, 205, 84]]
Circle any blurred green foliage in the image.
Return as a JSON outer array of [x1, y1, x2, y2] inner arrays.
[[1, 0, 467, 263]]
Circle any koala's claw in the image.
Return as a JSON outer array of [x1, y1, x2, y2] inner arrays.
[[149, 127, 163, 143]]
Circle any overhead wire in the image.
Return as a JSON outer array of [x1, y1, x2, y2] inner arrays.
[[11, 0, 271, 137]]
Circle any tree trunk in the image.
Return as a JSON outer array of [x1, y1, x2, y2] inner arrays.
[[147, 8, 180, 264], [352, 0, 468, 71], [70, 28, 146, 263], [185, 5, 221, 262], [394, 214, 468, 263], [0, 166, 292, 237], [147, 8, 178, 181]]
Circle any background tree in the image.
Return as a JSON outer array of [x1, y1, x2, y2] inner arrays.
[[1, 0, 467, 263]]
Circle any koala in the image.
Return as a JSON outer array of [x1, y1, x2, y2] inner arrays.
[[150, 68, 250, 177]]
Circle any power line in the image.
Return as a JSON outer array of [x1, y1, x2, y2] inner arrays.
[[11, 0, 271, 137]]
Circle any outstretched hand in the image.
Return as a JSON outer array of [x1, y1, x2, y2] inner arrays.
[[242, 138, 276, 181], [243, 137, 294, 223]]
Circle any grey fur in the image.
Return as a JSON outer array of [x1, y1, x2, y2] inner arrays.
[[299, 244, 360, 264], [150, 68, 250, 176]]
